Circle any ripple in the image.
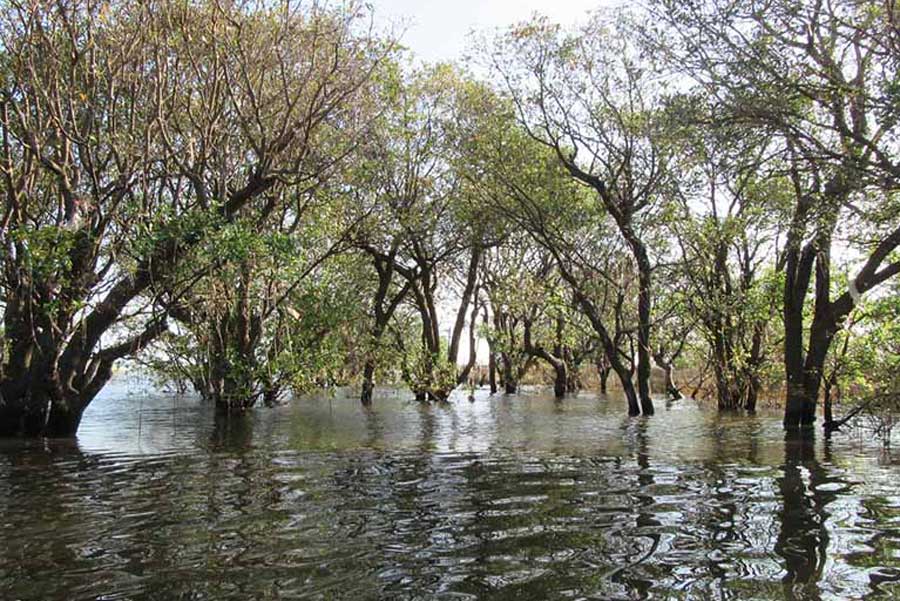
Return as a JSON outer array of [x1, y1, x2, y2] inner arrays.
[[0, 387, 898, 599]]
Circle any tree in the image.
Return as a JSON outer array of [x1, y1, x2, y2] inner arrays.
[[459, 85, 653, 414], [480, 241, 578, 398], [665, 98, 786, 411], [349, 65, 485, 403], [486, 13, 676, 414], [653, 0, 900, 428], [150, 192, 354, 412], [0, 0, 390, 436]]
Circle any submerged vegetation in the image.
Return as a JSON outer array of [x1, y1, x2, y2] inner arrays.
[[0, 0, 898, 439]]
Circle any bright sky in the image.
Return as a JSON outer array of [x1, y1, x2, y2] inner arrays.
[[373, 0, 612, 64]]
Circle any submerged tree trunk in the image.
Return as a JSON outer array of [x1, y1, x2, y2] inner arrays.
[[357, 249, 411, 406], [484, 308, 498, 394], [553, 363, 568, 399], [1, 300, 166, 437], [456, 287, 482, 386], [552, 259, 647, 416], [662, 363, 682, 400], [652, 347, 682, 401], [361, 360, 376, 406], [449, 248, 481, 370], [572, 287, 641, 415], [822, 379, 836, 426], [0, 384, 89, 438], [488, 352, 498, 394], [596, 355, 611, 395], [523, 316, 568, 399], [783, 230, 830, 429], [502, 353, 518, 394], [630, 235, 655, 415]]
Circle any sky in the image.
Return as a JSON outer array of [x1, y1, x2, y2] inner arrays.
[[372, 0, 611, 64]]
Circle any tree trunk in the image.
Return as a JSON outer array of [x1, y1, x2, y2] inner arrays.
[[784, 317, 812, 428], [745, 373, 760, 413], [782, 194, 832, 430], [620, 374, 641, 417], [822, 379, 835, 426], [456, 290, 481, 386], [484, 309, 498, 394], [448, 247, 481, 365], [554, 259, 643, 415], [502, 353, 517, 394], [553, 362, 568, 399], [1, 311, 163, 438], [653, 348, 682, 401], [597, 356, 610, 395], [361, 359, 376, 405], [620, 224, 655, 416], [358, 251, 411, 406], [0, 391, 87, 438], [566, 365, 581, 393], [488, 351, 498, 394], [524, 317, 568, 400], [662, 363, 682, 400]]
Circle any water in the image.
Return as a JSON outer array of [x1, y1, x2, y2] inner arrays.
[[1, 380, 899, 600]]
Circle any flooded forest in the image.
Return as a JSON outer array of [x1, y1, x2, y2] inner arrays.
[[1, 0, 900, 599]]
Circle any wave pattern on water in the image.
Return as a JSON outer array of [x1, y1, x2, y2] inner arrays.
[[1, 383, 899, 600]]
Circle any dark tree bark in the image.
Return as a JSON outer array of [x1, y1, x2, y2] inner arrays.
[[449, 247, 482, 369], [456, 287, 482, 386], [597, 354, 611, 395], [621, 225, 655, 414], [554, 263, 644, 415], [523, 315, 568, 399], [484, 308, 498, 394], [783, 224, 900, 429], [502, 354, 518, 394], [358, 247, 412, 405]]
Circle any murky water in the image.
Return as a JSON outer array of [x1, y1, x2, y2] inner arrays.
[[1, 379, 899, 600]]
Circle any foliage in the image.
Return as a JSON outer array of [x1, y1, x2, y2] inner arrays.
[[2, 0, 899, 440]]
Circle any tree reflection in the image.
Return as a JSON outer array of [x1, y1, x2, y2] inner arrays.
[[775, 432, 846, 600], [207, 411, 257, 451], [610, 417, 659, 598]]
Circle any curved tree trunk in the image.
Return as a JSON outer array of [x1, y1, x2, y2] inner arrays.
[[523, 317, 568, 400], [554, 260, 645, 416], [662, 363, 682, 400], [356, 251, 411, 406]]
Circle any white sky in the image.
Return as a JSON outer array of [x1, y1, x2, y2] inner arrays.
[[372, 0, 612, 64]]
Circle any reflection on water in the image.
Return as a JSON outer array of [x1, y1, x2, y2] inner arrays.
[[1, 381, 899, 600]]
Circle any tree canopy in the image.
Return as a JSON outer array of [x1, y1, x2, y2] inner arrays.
[[1, 0, 898, 438]]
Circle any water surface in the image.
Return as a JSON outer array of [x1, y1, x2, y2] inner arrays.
[[1, 380, 898, 600]]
